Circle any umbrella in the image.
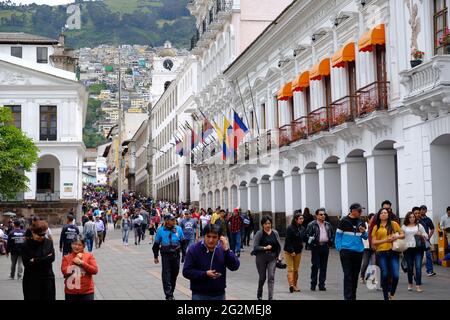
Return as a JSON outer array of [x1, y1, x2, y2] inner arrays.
[[2, 212, 16, 217]]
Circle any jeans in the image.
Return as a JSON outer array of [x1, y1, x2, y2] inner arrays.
[[122, 228, 130, 244], [182, 238, 196, 260], [240, 228, 245, 249], [310, 244, 329, 289], [243, 227, 252, 246], [229, 232, 241, 254], [377, 250, 400, 300], [161, 252, 180, 299], [425, 249, 434, 274], [10, 253, 23, 278], [405, 248, 424, 285], [255, 252, 277, 300], [339, 249, 363, 300], [65, 293, 94, 300], [141, 224, 147, 240], [360, 249, 374, 279], [85, 237, 94, 252], [192, 292, 226, 300]]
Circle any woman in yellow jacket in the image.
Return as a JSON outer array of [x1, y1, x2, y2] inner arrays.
[[372, 208, 405, 300]]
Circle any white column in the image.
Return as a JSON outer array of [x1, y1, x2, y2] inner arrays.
[[271, 176, 285, 213], [248, 184, 259, 212], [300, 169, 320, 210], [365, 150, 398, 215], [24, 166, 37, 200], [238, 186, 248, 212], [284, 173, 302, 218], [339, 158, 368, 215], [318, 163, 342, 216], [258, 180, 272, 213]]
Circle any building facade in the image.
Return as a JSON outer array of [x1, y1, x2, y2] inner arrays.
[[192, 0, 450, 238], [0, 33, 88, 224]]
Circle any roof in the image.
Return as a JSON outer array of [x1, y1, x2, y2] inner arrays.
[[0, 32, 58, 45]]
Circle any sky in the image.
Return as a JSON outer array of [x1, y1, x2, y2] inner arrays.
[[10, 0, 76, 5]]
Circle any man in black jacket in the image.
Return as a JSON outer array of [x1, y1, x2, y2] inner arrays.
[[305, 208, 334, 291], [59, 215, 80, 256], [7, 220, 26, 279]]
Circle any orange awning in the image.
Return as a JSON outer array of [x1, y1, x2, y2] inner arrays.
[[332, 42, 356, 68], [292, 71, 310, 92], [358, 23, 385, 52], [277, 82, 293, 101], [310, 58, 331, 81]]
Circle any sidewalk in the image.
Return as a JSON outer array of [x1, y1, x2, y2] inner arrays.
[[0, 225, 449, 300]]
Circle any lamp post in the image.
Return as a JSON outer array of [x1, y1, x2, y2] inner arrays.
[[117, 49, 123, 214], [147, 103, 154, 200]]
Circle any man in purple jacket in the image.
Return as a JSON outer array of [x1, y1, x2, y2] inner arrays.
[[182, 224, 240, 300]]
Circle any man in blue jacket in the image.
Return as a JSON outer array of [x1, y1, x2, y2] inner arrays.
[[153, 214, 186, 300], [59, 214, 80, 256], [183, 224, 240, 300], [335, 203, 368, 300]]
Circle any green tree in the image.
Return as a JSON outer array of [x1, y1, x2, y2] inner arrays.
[[0, 107, 39, 199]]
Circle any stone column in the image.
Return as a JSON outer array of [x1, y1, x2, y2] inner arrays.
[[258, 179, 272, 214], [271, 176, 286, 235], [339, 157, 368, 215], [300, 169, 320, 210], [318, 163, 342, 216], [248, 184, 259, 212], [238, 186, 248, 212], [284, 172, 302, 218], [24, 166, 37, 200]]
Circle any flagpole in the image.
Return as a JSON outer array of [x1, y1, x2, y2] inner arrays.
[[235, 79, 253, 136], [246, 73, 260, 136]]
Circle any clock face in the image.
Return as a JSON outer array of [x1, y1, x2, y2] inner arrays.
[[163, 59, 174, 71]]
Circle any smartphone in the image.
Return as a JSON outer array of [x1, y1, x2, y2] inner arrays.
[[213, 272, 222, 278]]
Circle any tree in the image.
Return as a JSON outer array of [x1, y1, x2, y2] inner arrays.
[[0, 107, 39, 199]]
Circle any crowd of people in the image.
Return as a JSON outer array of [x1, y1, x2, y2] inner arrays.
[[1, 183, 449, 301]]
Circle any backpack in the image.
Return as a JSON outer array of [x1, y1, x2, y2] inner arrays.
[[85, 225, 94, 239]]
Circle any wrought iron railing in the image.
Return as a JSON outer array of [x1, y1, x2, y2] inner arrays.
[[292, 116, 308, 142], [279, 124, 292, 147], [0, 193, 24, 202], [36, 191, 60, 202], [307, 107, 330, 135], [356, 81, 390, 117], [330, 95, 356, 127]]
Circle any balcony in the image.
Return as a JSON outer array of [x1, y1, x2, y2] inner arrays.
[[0, 193, 24, 202], [330, 95, 356, 127], [307, 107, 330, 135], [36, 191, 60, 202], [400, 55, 450, 118], [355, 81, 390, 117], [260, 130, 276, 154], [279, 124, 292, 148], [291, 116, 308, 142]]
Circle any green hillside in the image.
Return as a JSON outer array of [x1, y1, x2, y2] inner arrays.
[[0, 0, 195, 49]]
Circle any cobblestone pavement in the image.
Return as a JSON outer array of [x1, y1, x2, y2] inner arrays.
[[1, 225, 449, 300]]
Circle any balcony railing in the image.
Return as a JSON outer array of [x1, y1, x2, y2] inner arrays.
[[356, 81, 390, 117], [279, 125, 292, 147], [330, 95, 356, 127], [36, 191, 60, 202], [292, 116, 308, 142], [260, 130, 272, 153], [307, 107, 330, 135], [0, 193, 24, 202]]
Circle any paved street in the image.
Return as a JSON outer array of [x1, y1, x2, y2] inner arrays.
[[1, 225, 449, 300]]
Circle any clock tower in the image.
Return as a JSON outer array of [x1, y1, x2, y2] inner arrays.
[[150, 41, 185, 106]]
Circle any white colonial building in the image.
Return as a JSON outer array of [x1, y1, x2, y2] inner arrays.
[[0, 32, 87, 224], [189, 0, 450, 238]]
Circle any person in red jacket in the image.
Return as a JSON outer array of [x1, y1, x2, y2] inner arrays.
[[61, 235, 98, 300]]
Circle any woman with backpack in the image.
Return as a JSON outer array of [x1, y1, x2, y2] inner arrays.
[[402, 211, 428, 292], [121, 213, 132, 246], [372, 208, 405, 300]]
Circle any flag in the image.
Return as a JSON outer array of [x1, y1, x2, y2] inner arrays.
[[175, 136, 183, 157], [233, 110, 249, 145], [202, 117, 214, 143], [223, 116, 233, 161]]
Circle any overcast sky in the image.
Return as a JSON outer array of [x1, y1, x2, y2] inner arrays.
[[10, 0, 76, 5]]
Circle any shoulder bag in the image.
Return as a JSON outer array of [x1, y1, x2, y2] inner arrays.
[[392, 232, 407, 252]]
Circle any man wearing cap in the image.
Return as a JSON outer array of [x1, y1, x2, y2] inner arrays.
[[152, 214, 186, 300], [419, 205, 436, 276], [305, 208, 334, 291], [335, 203, 368, 300]]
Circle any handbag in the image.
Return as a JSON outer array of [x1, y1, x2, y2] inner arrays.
[[276, 259, 287, 269], [392, 233, 407, 252], [414, 234, 426, 250], [400, 254, 408, 273]]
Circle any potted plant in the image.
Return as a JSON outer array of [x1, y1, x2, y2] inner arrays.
[[410, 48, 425, 68], [292, 125, 307, 140], [438, 27, 450, 54]]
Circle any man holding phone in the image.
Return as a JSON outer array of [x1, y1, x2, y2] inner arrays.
[[183, 224, 240, 300]]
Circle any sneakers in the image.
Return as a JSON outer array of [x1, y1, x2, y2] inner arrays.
[[319, 287, 326, 291], [427, 272, 436, 277], [289, 286, 294, 293], [8, 275, 14, 280]]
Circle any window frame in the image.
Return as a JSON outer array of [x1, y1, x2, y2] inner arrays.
[[40, 105, 57, 141], [434, 0, 448, 55], [5, 105, 21, 129], [11, 46, 22, 58], [36, 47, 48, 64]]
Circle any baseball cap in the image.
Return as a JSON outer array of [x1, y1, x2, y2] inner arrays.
[[183, 209, 189, 214], [350, 203, 365, 211], [233, 208, 239, 213], [164, 213, 176, 221]]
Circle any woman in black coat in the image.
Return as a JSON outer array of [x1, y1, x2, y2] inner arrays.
[[284, 213, 306, 293], [22, 220, 56, 300]]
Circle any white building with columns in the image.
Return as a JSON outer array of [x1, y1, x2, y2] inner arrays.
[[0, 33, 87, 224], [191, 0, 450, 238]]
